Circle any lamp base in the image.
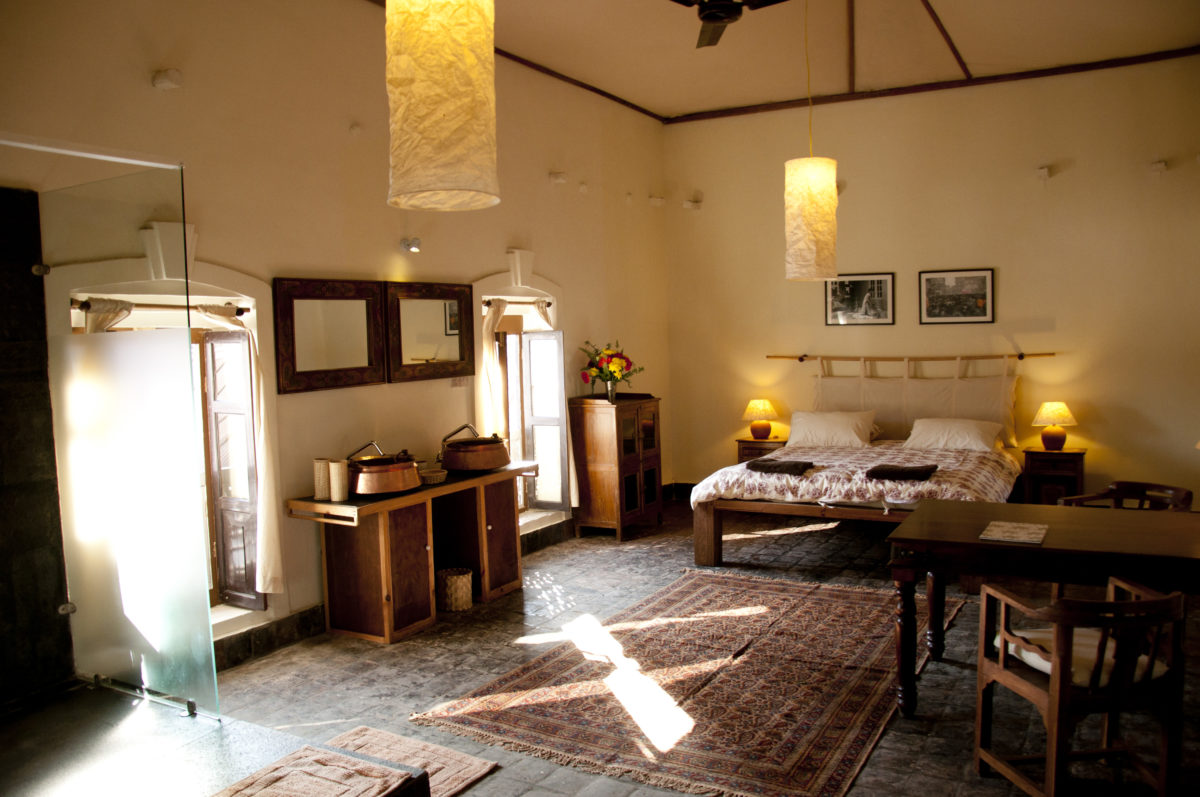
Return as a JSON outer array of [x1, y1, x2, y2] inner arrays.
[[750, 420, 772, 440], [1040, 425, 1067, 451]]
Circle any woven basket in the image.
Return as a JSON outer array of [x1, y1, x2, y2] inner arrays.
[[436, 568, 473, 611], [420, 468, 448, 485]]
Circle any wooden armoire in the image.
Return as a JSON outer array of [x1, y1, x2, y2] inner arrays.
[[568, 393, 662, 541]]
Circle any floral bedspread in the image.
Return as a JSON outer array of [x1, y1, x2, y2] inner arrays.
[[690, 441, 1021, 509]]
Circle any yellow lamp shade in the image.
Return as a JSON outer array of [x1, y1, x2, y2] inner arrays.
[[742, 399, 779, 440], [784, 157, 838, 280], [1032, 401, 1077, 451], [386, 0, 500, 211]]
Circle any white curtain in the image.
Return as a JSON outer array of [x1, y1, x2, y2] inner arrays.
[[476, 299, 508, 436], [196, 306, 284, 594], [534, 298, 552, 328], [83, 297, 133, 332]]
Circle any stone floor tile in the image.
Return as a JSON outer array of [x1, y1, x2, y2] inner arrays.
[[212, 500, 1198, 796]]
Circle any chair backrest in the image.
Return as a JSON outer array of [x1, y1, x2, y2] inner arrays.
[[1061, 480, 1193, 511], [1044, 591, 1186, 691], [992, 581, 1186, 694]]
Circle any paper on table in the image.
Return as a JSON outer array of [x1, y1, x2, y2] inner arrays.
[[979, 520, 1048, 544]]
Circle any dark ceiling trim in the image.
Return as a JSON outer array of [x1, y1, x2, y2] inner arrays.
[[358, 3, 1196, 128], [921, 0, 971, 80], [495, 48, 666, 123], [663, 44, 1200, 124]]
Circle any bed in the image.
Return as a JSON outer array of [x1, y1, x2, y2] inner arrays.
[[692, 356, 1032, 565]]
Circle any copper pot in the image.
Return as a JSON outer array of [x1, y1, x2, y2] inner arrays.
[[441, 424, 509, 471], [347, 441, 421, 494]]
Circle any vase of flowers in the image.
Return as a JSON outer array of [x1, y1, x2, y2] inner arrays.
[[579, 340, 644, 403]]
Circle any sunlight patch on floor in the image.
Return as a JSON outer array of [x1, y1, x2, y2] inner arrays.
[[514, 604, 768, 646], [723, 521, 839, 541], [563, 614, 694, 752]]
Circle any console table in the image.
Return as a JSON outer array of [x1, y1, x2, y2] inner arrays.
[[287, 462, 536, 643]]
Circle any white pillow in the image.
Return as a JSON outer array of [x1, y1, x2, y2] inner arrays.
[[903, 418, 1002, 451], [786, 410, 875, 448]]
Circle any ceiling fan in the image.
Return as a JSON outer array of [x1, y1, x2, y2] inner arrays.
[[668, 0, 792, 48]]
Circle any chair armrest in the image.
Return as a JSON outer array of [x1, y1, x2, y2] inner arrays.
[[1058, 490, 1111, 506], [980, 583, 1053, 618], [1106, 577, 1167, 602]]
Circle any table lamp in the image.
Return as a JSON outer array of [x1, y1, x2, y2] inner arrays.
[[1032, 401, 1077, 451], [742, 399, 779, 440]]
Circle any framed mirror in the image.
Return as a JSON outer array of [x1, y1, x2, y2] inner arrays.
[[273, 278, 386, 393], [386, 282, 475, 382]]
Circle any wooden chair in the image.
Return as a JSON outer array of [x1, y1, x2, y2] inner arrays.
[[1058, 481, 1193, 512], [975, 578, 1186, 796]]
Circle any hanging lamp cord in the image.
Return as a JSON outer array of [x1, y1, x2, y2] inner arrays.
[[805, 0, 814, 157]]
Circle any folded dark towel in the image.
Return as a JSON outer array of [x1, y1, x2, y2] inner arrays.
[[746, 458, 813, 476], [866, 464, 938, 481]]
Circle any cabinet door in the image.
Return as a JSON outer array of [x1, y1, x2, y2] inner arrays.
[[386, 504, 433, 636], [618, 406, 640, 465], [482, 480, 521, 598], [638, 402, 659, 457]]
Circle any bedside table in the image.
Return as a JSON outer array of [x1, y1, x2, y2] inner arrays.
[[1022, 447, 1085, 505], [737, 438, 786, 463]]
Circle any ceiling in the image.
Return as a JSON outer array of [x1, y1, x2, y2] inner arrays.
[[373, 0, 1200, 122]]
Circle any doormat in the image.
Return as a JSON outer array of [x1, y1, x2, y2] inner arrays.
[[212, 726, 495, 797], [412, 570, 959, 796]]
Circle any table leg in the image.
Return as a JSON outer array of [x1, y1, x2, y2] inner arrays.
[[893, 569, 919, 717], [925, 570, 945, 661]]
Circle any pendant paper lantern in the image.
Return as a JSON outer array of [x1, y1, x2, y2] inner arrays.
[[784, 156, 837, 280], [385, 0, 500, 211]]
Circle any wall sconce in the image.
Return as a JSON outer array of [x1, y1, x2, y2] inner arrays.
[[548, 171, 567, 184], [682, 191, 703, 210], [385, 0, 499, 211], [400, 237, 421, 253], [1035, 165, 1051, 181], [1032, 401, 1077, 451], [742, 399, 779, 440]]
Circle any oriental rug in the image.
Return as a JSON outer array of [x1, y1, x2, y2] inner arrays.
[[411, 570, 960, 797]]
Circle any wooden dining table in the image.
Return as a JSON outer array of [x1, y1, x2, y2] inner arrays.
[[886, 499, 1200, 717]]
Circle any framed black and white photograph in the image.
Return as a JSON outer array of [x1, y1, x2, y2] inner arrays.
[[444, 300, 460, 335], [918, 268, 994, 324], [825, 273, 895, 326]]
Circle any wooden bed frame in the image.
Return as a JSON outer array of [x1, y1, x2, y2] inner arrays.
[[693, 351, 1053, 567], [693, 498, 911, 566]]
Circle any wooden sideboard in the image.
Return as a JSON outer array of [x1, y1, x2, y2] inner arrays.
[[568, 393, 662, 541], [286, 462, 536, 643]]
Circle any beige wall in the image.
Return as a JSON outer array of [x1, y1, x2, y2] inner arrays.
[[3, 1, 1198, 618], [0, 0, 668, 614], [664, 56, 1200, 496]]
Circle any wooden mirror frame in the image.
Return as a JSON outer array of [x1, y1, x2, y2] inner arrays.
[[386, 282, 475, 382], [272, 278, 387, 394]]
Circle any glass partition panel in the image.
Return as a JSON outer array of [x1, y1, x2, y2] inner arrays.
[[34, 157, 219, 716], [50, 328, 217, 715]]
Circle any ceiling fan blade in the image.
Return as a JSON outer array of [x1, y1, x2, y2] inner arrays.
[[696, 20, 728, 48]]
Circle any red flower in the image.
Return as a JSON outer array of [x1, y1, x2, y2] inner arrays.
[[580, 370, 591, 384]]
